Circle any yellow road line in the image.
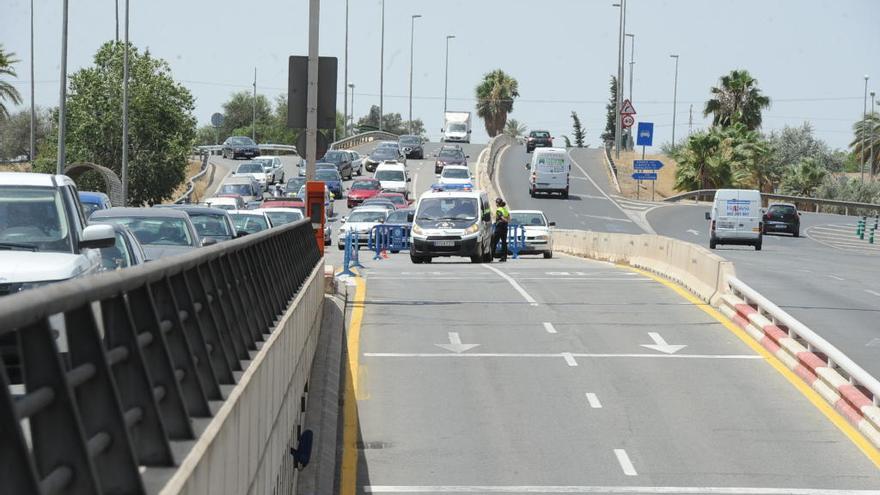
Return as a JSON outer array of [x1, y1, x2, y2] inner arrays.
[[624, 265, 880, 469], [340, 275, 366, 495]]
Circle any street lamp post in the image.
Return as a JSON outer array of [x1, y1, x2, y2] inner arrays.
[[56, 0, 69, 175], [625, 33, 634, 102], [409, 14, 422, 134], [379, 0, 385, 131], [252, 68, 257, 141], [862, 75, 869, 183], [29, 0, 35, 163], [871, 90, 876, 181], [121, 0, 130, 205], [613, 1, 626, 158], [443, 35, 455, 116], [348, 83, 355, 135], [343, 0, 349, 137], [670, 54, 680, 147]]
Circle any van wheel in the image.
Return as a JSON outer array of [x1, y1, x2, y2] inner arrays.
[[709, 237, 717, 250], [529, 188, 535, 198], [793, 229, 800, 237], [543, 251, 553, 259], [470, 255, 482, 263], [755, 240, 762, 251], [561, 190, 569, 199]]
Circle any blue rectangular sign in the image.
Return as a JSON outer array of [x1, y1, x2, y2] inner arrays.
[[636, 122, 654, 146], [633, 160, 664, 171], [631, 172, 658, 181]]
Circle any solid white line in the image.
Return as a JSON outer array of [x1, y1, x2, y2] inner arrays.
[[585, 392, 602, 408], [562, 352, 578, 366], [363, 352, 763, 360], [866, 289, 880, 297], [568, 152, 651, 233], [828, 274, 845, 281], [483, 264, 539, 306], [614, 449, 638, 476], [543, 322, 558, 334], [365, 487, 880, 494], [577, 213, 634, 223]]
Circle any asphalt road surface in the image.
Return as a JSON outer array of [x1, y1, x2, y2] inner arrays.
[[338, 251, 880, 493]]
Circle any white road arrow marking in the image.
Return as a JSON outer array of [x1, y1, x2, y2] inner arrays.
[[686, 229, 700, 236], [434, 332, 480, 353], [640, 332, 687, 355]]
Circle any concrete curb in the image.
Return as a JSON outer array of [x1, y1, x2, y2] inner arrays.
[[601, 146, 622, 193], [719, 294, 880, 449]]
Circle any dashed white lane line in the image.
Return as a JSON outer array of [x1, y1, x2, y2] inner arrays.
[[828, 274, 845, 281], [482, 264, 539, 306], [614, 449, 638, 476], [866, 289, 880, 297], [585, 392, 602, 409], [561, 352, 578, 366], [543, 322, 558, 334]]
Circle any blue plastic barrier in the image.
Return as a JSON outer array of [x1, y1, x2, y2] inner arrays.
[[493, 223, 526, 259], [369, 224, 412, 260], [338, 230, 362, 277]]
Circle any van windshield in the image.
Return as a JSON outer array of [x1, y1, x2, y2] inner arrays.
[[0, 186, 72, 253], [417, 198, 478, 221]]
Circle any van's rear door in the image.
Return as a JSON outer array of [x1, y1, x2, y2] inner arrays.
[[535, 153, 568, 190], [717, 191, 759, 234]]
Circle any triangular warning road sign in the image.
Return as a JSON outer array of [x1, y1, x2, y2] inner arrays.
[[620, 98, 636, 115]]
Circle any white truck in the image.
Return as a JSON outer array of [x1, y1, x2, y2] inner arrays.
[[442, 111, 472, 144]]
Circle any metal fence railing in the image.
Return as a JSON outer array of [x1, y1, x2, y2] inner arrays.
[[329, 131, 399, 151], [665, 189, 880, 216], [0, 219, 321, 494], [195, 144, 299, 156], [174, 152, 211, 204]]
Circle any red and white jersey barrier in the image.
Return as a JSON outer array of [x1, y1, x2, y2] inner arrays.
[[719, 277, 880, 448]]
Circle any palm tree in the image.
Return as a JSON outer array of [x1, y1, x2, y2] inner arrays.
[[703, 69, 771, 130], [673, 130, 731, 191], [850, 113, 880, 178], [722, 123, 776, 191], [475, 69, 519, 137], [0, 45, 23, 119], [780, 158, 827, 196], [503, 119, 527, 138]]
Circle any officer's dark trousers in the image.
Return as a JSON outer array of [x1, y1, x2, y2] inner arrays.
[[491, 222, 508, 260]]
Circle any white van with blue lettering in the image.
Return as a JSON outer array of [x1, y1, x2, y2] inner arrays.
[[706, 189, 763, 250], [528, 148, 570, 198]]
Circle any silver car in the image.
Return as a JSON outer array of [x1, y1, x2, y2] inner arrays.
[[254, 155, 286, 184]]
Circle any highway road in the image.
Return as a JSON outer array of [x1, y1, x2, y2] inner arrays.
[[494, 143, 880, 382], [339, 247, 880, 493]]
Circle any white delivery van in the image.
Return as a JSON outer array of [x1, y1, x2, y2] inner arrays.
[[442, 111, 472, 143], [410, 189, 493, 263], [528, 148, 570, 198], [706, 189, 763, 250]]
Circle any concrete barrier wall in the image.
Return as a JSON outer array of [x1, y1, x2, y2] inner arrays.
[[553, 229, 735, 304], [158, 262, 326, 495]]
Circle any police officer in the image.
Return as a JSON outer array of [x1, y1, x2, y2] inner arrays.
[[491, 197, 510, 262]]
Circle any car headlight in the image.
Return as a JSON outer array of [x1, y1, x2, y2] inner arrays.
[[412, 224, 424, 235], [465, 224, 479, 234]]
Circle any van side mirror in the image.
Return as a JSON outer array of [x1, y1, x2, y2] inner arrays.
[[482, 212, 491, 222], [80, 224, 116, 249], [548, 221, 556, 227], [201, 237, 218, 247], [407, 212, 414, 222], [704, 212, 711, 221]]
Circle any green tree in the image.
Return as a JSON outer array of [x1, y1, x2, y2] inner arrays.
[[0, 45, 22, 119], [503, 119, 526, 138], [850, 113, 880, 178], [0, 107, 53, 160], [767, 123, 842, 174], [672, 130, 732, 191], [571, 111, 585, 147], [355, 105, 423, 135], [220, 91, 273, 141], [62, 42, 196, 205], [560, 135, 572, 148], [474, 69, 519, 137], [719, 123, 776, 191], [600, 76, 618, 146], [703, 69, 771, 130], [780, 157, 827, 196]]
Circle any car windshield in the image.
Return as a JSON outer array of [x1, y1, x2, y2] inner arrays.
[[769, 205, 797, 215], [316, 163, 336, 170], [254, 158, 274, 170], [381, 195, 406, 205], [230, 214, 269, 234], [285, 179, 307, 192], [417, 197, 478, 221], [376, 170, 405, 181], [386, 210, 411, 223], [348, 211, 387, 223], [449, 123, 467, 132], [510, 212, 546, 226], [81, 202, 103, 218], [531, 131, 550, 138], [188, 213, 233, 239], [228, 137, 255, 146], [218, 184, 253, 196], [316, 170, 339, 181], [442, 168, 470, 179], [0, 186, 72, 253], [99, 231, 133, 270], [351, 181, 380, 190], [99, 217, 194, 246], [265, 210, 303, 226], [237, 163, 263, 174], [372, 149, 398, 159], [322, 151, 345, 163], [399, 136, 420, 145], [439, 149, 463, 159]]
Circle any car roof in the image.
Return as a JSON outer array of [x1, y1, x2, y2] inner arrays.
[[442, 165, 469, 170], [375, 163, 405, 170], [0, 172, 75, 187], [207, 196, 241, 202], [91, 207, 190, 219], [158, 205, 230, 216], [768, 202, 797, 208], [260, 207, 303, 214], [228, 209, 267, 216], [88, 220, 137, 234], [420, 190, 484, 200], [255, 155, 279, 159], [510, 209, 545, 215], [533, 147, 566, 154], [351, 206, 390, 213], [79, 191, 110, 201], [378, 192, 405, 197]]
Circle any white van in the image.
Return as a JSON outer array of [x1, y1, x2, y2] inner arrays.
[[706, 189, 763, 250], [374, 163, 410, 199], [410, 189, 493, 263], [528, 148, 570, 198]]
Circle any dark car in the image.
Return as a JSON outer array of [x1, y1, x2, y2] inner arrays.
[[158, 205, 239, 242], [364, 146, 405, 172], [526, 130, 553, 153], [385, 207, 414, 227], [434, 147, 468, 174], [399, 135, 424, 159], [320, 150, 354, 179], [285, 177, 307, 196], [90, 207, 206, 261], [222, 136, 260, 160], [762, 203, 800, 236], [315, 168, 344, 199]]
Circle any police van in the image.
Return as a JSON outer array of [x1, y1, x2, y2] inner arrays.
[[706, 189, 763, 250], [528, 148, 570, 198], [409, 189, 493, 263]]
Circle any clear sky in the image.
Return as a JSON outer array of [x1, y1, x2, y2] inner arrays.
[[3, 0, 879, 150]]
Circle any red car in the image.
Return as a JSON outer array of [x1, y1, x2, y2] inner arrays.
[[378, 192, 412, 210], [347, 178, 382, 208], [259, 197, 306, 212]]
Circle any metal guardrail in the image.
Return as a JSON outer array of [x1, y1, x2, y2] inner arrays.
[[664, 188, 880, 215], [329, 131, 399, 151], [602, 145, 622, 193], [0, 220, 320, 494], [727, 276, 880, 406], [174, 152, 210, 204], [195, 143, 299, 156], [485, 135, 516, 181]]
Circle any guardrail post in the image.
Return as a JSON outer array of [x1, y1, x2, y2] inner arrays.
[[339, 231, 357, 277]]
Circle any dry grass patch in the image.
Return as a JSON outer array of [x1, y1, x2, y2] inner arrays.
[[166, 159, 207, 204], [614, 150, 679, 200]]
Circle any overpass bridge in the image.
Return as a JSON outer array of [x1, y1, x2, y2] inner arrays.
[[2, 137, 880, 495]]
